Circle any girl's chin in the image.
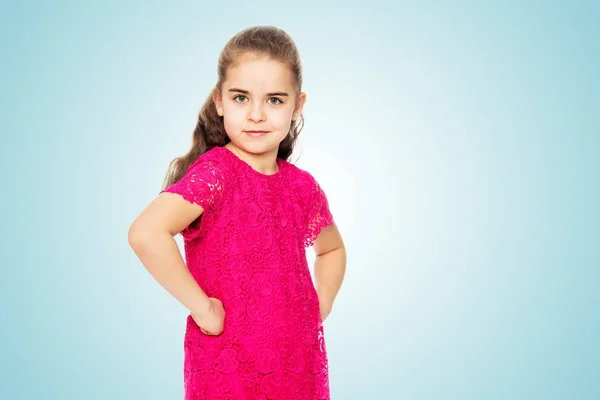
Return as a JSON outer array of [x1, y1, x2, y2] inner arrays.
[[230, 137, 285, 153]]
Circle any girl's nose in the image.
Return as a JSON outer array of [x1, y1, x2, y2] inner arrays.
[[248, 103, 266, 122]]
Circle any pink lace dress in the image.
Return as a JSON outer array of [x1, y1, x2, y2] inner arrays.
[[161, 146, 334, 399]]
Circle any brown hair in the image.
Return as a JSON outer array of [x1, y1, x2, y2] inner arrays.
[[162, 26, 304, 189]]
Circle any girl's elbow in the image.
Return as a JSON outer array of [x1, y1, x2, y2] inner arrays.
[[128, 218, 173, 249], [128, 220, 154, 250], [128, 222, 143, 250]]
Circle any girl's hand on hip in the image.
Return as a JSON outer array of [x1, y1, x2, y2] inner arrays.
[[191, 297, 225, 335]]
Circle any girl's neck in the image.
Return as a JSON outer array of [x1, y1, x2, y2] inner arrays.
[[224, 143, 280, 175]]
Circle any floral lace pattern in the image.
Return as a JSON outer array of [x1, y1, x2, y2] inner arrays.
[[160, 146, 334, 399]]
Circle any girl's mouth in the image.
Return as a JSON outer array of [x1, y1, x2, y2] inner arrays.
[[245, 131, 269, 137]]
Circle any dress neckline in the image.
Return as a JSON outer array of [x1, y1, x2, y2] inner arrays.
[[218, 145, 283, 179]]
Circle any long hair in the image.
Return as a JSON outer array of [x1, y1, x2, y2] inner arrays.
[[162, 26, 304, 190]]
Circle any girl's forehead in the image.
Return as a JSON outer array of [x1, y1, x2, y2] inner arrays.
[[224, 58, 295, 90]]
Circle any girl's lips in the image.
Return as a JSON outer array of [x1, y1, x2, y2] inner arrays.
[[245, 130, 269, 137]]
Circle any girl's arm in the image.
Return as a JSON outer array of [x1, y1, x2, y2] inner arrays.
[[128, 193, 212, 318], [313, 223, 346, 321]]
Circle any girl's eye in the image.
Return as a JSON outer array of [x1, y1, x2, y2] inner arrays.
[[233, 95, 282, 104]]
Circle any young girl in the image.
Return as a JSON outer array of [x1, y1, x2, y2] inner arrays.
[[128, 26, 346, 400]]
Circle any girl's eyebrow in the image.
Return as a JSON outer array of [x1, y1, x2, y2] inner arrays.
[[228, 88, 289, 97]]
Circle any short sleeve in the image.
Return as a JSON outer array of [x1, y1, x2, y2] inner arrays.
[[304, 174, 334, 248], [160, 157, 226, 212]]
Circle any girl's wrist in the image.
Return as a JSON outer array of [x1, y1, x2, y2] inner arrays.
[[190, 296, 212, 318], [316, 287, 335, 308]]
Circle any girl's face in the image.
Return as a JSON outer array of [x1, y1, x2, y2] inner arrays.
[[214, 56, 306, 158]]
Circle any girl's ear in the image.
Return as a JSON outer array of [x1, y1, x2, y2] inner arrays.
[[213, 89, 224, 116], [293, 92, 307, 121]]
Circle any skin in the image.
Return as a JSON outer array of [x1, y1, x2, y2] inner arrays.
[[128, 55, 346, 336], [214, 55, 305, 174]]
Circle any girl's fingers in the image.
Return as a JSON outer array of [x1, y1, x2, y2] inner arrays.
[[200, 326, 223, 335]]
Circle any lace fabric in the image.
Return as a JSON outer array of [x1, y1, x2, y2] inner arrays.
[[160, 146, 334, 399]]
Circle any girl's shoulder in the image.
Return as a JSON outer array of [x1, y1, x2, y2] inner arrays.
[[281, 161, 322, 194], [188, 146, 235, 177], [282, 159, 310, 179], [194, 145, 228, 165]]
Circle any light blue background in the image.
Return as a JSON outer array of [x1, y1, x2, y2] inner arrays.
[[1, 1, 598, 399]]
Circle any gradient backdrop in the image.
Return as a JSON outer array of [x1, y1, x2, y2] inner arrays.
[[1, 1, 599, 399]]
